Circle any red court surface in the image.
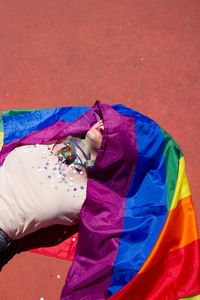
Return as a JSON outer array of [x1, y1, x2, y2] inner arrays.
[[0, 0, 199, 299]]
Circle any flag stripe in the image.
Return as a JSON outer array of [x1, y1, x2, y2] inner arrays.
[[138, 195, 198, 275], [2, 106, 90, 145], [161, 128, 183, 210], [0, 116, 3, 151], [108, 240, 200, 300], [169, 157, 191, 211], [1, 108, 35, 116], [0, 132, 3, 152], [108, 119, 168, 296], [179, 294, 200, 299]]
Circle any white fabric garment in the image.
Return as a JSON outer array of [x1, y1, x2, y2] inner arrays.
[[0, 143, 87, 240]]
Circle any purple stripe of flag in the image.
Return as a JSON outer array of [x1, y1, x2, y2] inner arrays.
[[61, 102, 138, 299]]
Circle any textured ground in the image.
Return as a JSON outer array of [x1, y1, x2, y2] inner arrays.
[[0, 0, 199, 299]]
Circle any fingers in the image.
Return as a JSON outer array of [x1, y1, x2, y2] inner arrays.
[[93, 119, 103, 129], [97, 119, 103, 125], [98, 120, 103, 127]]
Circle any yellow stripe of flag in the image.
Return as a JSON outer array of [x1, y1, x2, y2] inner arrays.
[[169, 156, 191, 211], [0, 131, 3, 151]]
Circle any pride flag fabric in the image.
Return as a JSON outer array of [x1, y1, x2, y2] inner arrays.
[[0, 101, 199, 299]]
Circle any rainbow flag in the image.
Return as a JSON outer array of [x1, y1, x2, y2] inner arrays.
[[0, 101, 199, 299]]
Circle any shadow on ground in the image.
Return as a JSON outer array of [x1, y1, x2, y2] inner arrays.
[[0, 224, 79, 271]]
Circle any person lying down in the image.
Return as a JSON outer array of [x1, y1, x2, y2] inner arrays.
[[0, 119, 104, 252]]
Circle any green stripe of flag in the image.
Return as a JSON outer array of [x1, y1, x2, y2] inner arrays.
[[1, 109, 36, 117], [161, 128, 183, 210]]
